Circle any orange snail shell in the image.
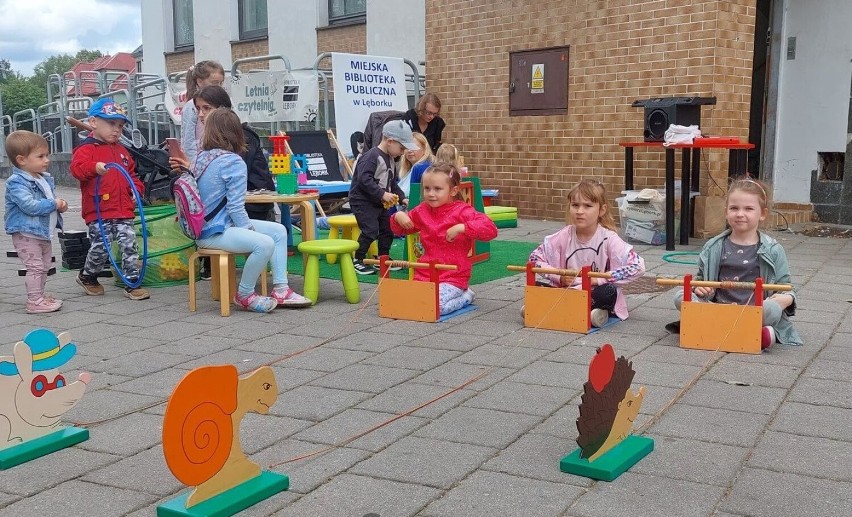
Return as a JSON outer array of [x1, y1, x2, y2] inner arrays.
[[162, 365, 239, 486]]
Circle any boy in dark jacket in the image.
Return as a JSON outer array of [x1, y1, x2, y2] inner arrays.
[[70, 98, 149, 300], [348, 120, 415, 275]]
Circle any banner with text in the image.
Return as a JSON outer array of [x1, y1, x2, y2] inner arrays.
[[229, 70, 319, 124], [331, 52, 409, 152], [164, 81, 188, 125]]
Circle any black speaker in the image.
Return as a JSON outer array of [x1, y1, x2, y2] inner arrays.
[[632, 97, 716, 142]]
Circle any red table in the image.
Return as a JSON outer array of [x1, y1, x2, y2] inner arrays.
[[619, 140, 755, 250]]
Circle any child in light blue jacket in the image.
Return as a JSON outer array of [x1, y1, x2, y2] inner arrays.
[[4, 131, 67, 313], [193, 108, 310, 313]]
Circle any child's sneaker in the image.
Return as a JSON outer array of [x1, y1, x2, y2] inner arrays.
[[353, 259, 377, 275], [761, 326, 775, 350], [234, 292, 278, 313], [271, 288, 312, 308], [76, 272, 104, 296], [124, 286, 151, 300], [26, 297, 62, 314], [463, 289, 476, 305], [590, 308, 610, 328]]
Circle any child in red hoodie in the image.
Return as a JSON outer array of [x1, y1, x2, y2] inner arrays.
[[70, 99, 149, 300], [390, 163, 497, 314]]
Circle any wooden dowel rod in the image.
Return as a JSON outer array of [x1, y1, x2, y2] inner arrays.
[[655, 278, 792, 291], [506, 265, 612, 278], [363, 259, 457, 271]]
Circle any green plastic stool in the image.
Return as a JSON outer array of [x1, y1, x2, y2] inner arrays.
[[297, 239, 360, 305]]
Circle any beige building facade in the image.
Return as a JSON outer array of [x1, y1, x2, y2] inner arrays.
[[425, 0, 759, 220]]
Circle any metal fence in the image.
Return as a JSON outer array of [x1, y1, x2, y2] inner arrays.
[[1, 51, 426, 159]]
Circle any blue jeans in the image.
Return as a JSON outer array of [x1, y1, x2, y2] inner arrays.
[[197, 219, 289, 295]]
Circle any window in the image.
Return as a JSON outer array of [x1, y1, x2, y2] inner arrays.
[[329, 0, 366, 24], [239, 0, 268, 40], [173, 0, 194, 48]]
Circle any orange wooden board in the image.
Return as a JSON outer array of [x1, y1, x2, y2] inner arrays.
[[379, 278, 438, 322], [680, 302, 762, 354], [524, 285, 590, 333]]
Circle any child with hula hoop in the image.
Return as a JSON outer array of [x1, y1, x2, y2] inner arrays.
[[70, 99, 150, 300]]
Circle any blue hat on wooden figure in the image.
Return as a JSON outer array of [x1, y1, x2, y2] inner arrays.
[[0, 329, 77, 376]]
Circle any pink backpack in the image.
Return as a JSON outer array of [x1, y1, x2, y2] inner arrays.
[[172, 150, 228, 240]]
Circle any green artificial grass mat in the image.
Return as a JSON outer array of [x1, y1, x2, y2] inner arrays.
[[288, 231, 537, 285]]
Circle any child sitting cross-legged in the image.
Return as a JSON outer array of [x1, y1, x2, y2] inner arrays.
[[529, 179, 645, 327], [390, 163, 498, 315], [673, 177, 801, 349]]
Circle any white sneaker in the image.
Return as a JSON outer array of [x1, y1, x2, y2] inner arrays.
[[463, 289, 476, 304], [590, 308, 610, 328], [272, 288, 312, 308]]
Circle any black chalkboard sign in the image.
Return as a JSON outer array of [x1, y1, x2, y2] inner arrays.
[[285, 131, 344, 182]]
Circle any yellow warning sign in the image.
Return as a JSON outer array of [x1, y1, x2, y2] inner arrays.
[[531, 64, 544, 93]]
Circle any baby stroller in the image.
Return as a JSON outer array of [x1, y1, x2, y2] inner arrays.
[[66, 116, 176, 205]]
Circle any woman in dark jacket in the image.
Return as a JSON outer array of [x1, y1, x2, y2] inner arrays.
[[241, 124, 275, 221], [402, 92, 445, 154]]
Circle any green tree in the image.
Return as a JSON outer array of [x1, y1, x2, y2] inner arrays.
[[29, 49, 104, 90], [1, 77, 47, 128], [0, 59, 12, 82]]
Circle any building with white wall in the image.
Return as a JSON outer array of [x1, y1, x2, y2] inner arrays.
[[139, 0, 852, 223], [140, 0, 425, 77]]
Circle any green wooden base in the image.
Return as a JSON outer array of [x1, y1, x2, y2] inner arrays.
[[560, 434, 654, 481], [157, 471, 289, 517], [0, 426, 89, 470]]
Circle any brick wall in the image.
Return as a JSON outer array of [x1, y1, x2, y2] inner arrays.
[[316, 23, 368, 101], [316, 23, 367, 60], [426, 0, 757, 219], [231, 39, 270, 71], [165, 50, 195, 75]]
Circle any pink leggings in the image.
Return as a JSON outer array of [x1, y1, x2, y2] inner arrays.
[[12, 233, 52, 302]]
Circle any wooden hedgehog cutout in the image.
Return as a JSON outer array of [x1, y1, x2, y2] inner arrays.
[[159, 365, 289, 515], [560, 344, 654, 481]]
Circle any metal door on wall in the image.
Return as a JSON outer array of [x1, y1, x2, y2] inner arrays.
[[509, 47, 569, 116]]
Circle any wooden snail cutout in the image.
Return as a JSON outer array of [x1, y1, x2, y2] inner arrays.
[[560, 345, 654, 481], [507, 263, 612, 333], [364, 257, 459, 322], [657, 275, 793, 354], [0, 329, 91, 469], [158, 365, 289, 516]]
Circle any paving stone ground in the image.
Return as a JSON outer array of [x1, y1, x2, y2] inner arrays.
[[1, 183, 851, 516]]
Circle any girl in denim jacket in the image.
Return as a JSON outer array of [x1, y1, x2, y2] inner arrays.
[[4, 131, 67, 313]]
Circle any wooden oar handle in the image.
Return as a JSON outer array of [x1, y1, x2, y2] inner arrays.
[[66, 116, 93, 132], [364, 259, 457, 271], [655, 278, 792, 291], [506, 265, 612, 279]]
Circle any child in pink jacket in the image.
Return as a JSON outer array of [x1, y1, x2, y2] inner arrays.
[[391, 163, 498, 314], [529, 179, 645, 327]]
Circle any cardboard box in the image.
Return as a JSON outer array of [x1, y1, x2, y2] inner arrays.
[[693, 196, 726, 238], [623, 220, 666, 246]]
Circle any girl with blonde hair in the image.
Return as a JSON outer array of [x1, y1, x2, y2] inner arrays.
[[398, 133, 433, 197]]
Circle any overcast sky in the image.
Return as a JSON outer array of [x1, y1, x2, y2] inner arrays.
[[0, 0, 142, 77]]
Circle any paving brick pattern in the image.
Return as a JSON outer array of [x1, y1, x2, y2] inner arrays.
[[0, 185, 850, 516]]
